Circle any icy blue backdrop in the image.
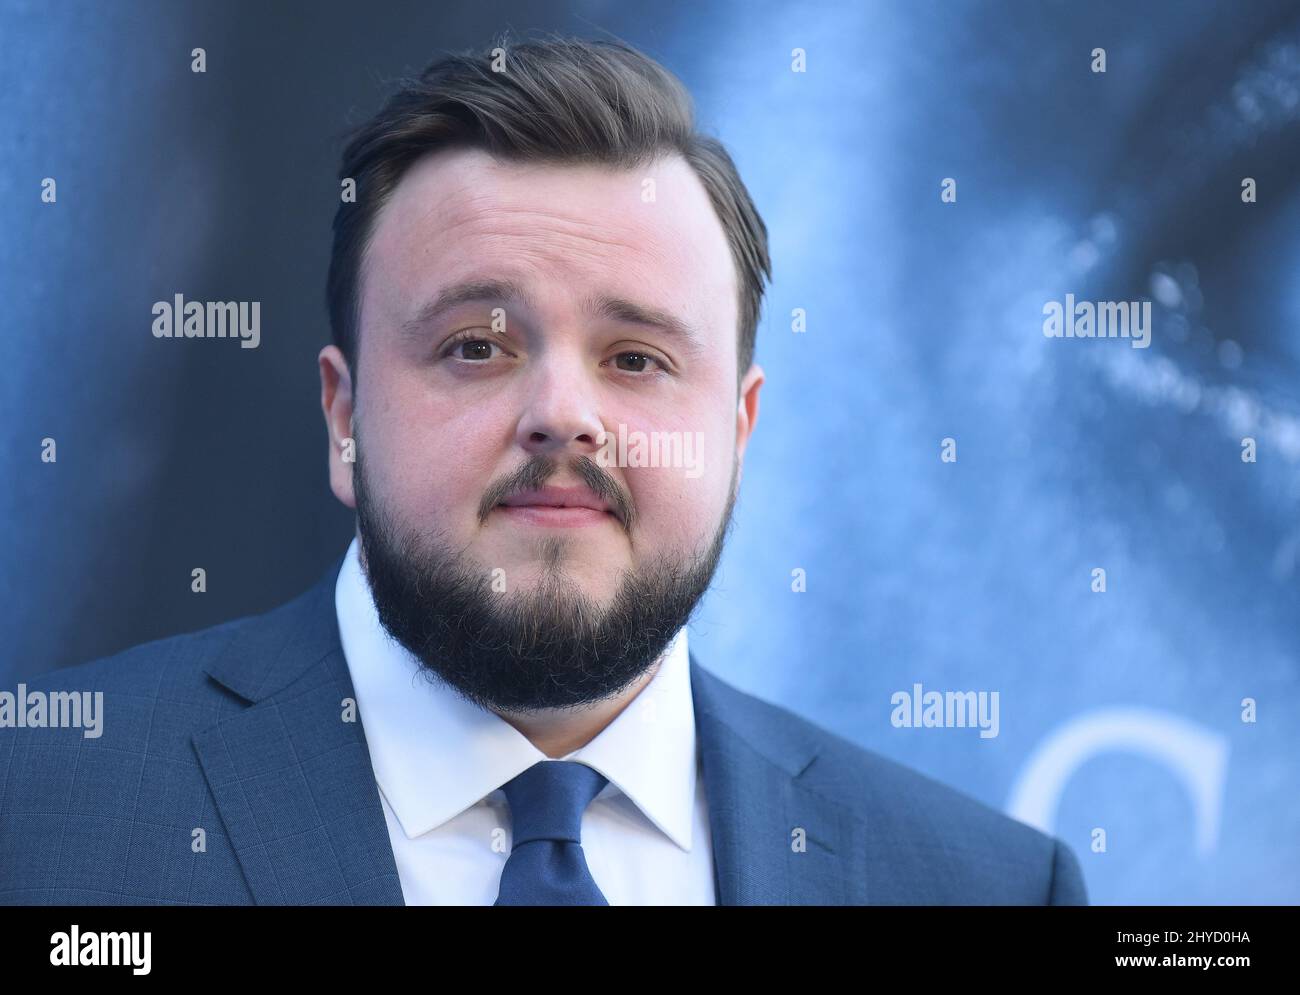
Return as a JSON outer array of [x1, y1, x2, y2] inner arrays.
[[2, 0, 1297, 903]]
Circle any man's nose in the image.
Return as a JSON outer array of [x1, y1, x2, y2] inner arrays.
[[512, 358, 607, 458]]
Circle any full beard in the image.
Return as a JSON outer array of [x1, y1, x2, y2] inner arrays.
[[351, 435, 737, 714]]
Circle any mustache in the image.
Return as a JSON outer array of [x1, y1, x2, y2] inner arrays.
[[476, 454, 636, 533]]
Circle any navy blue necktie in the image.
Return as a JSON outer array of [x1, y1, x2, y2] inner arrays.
[[494, 760, 610, 906]]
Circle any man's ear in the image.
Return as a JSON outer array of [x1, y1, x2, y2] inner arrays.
[[734, 362, 764, 490], [319, 345, 357, 509]]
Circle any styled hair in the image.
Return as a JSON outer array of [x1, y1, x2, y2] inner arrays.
[[326, 34, 771, 390]]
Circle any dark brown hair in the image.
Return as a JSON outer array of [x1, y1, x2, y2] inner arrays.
[[326, 34, 771, 390]]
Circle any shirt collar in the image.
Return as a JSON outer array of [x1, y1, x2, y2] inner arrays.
[[334, 535, 698, 851]]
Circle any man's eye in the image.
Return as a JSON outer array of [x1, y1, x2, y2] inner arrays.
[[442, 333, 502, 362], [610, 351, 665, 374]]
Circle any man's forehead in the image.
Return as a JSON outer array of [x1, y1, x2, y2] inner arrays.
[[368, 147, 733, 286], [390, 144, 699, 213]]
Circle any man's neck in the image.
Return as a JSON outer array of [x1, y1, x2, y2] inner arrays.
[[492, 657, 663, 758]]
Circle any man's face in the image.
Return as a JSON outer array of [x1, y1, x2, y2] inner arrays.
[[320, 146, 763, 712]]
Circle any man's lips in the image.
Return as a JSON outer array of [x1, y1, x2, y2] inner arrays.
[[498, 486, 613, 514], [495, 485, 620, 527], [495, 504, 614, 527]]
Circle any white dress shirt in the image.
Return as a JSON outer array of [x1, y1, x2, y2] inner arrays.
[[333, 536, 717, 905]]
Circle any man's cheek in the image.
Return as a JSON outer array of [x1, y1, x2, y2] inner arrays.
[[635, 498, 695, 548]]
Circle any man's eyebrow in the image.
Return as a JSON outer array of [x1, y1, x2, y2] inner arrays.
[[585, 294, 705, 350], [401, 278, 534, 337], [400, 277, 705, 350]]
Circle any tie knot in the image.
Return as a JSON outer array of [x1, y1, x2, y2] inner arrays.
[[501, 760, 609, 846]]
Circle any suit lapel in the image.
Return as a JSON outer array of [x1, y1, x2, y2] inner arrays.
[[690, 653, 869, 905], [192, 556, 405, 905]]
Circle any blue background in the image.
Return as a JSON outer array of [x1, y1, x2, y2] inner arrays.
[[2, 0, 1297, 903]]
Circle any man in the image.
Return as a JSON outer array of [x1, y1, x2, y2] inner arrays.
[[0, 36, 1086, 905]]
